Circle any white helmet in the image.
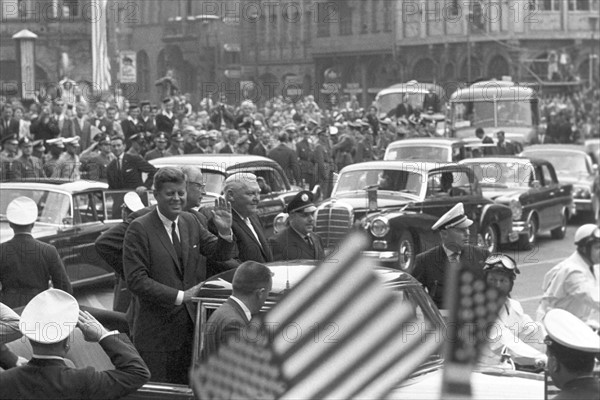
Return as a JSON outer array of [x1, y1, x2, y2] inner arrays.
[[574, 224, 600, 246]]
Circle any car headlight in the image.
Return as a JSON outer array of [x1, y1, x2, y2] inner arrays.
[[510, 199, 523, 220], [370, 217, 390, 238]]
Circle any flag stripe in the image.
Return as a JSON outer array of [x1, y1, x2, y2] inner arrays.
[[265, 234, 370, 325], [91, 0, 111, 91], [279, 278, 394, 377]]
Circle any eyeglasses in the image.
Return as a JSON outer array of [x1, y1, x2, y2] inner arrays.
[[484, 254, 520, 274]]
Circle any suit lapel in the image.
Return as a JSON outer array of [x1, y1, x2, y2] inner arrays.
[[250, 215, 272, 260], [151, 210, 182, 275], [180, 214, 190, 271]]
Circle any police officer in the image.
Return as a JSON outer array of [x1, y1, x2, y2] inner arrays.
[[543, 309, 600, 400], [296, 125, 314, 189], [537, 224, 600, 329], [0, 197, 72, 308], [13, 137, 45, 180]]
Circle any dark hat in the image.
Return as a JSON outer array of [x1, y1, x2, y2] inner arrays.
[[129, 132, 143, 141], [97, 134, 111, 145], [171, 131, 184, 142], [140, 100, 151, 107], [155, 132, 168, 142], [162, 97, 173, 104], [18, 137, 34, 147], [129, 104, 140, 110], [286, 190, 317, 214], [1, 134, 19, 146]]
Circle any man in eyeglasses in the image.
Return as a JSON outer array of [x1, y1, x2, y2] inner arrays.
[[412, 202, 489, 309], [479, 254, 546, 369], [537, 224, 600, 329]]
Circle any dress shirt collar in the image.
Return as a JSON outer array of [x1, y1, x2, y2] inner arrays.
[[156, 206, 179, 229], [442, 244, 461, 259], [230, 296, 252, 321], [128, 116, 137, 123]]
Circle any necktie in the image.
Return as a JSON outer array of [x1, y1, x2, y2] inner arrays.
[[171, 221, 183, 265], [117, 157, 122, 172], [245, 217, 262, 248], [304, 235, 313, 248]]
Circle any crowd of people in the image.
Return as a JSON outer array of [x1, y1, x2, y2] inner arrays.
[[1, 86, 599, 399]]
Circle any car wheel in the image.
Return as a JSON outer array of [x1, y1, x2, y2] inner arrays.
[[479, 224, 499, 253], [527, 213, 539, 244], [550, 209, 567, 239], [398, 231, 416, 273]]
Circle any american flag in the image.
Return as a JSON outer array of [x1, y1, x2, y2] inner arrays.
[[91, 0, 111, 91], [191, 233, 443, 399]]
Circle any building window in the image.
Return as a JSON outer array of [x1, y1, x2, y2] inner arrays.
[[62, 0, 79, 17], [371, 0, 379, 33], [360, 1, 368, 34], [339, 2, 352, 36], [534, 0, 561, 11], [317, 2, 331, 37], [383, 0, 392, 32], [568, 0, 591, 10]]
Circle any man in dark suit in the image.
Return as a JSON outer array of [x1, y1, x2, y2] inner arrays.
[[155, 98, 176, 134], [412, 203, 489, 309], [496, 131, 517, 155], [0, 197, 72, 309], [268, 132, 300, 185], [296, 127, 314, 189], [221, 173, 273, 264], [202, 261, 273, 360], [137, 101, 156, 135], [107, 135, 156, 218], [63, 102, 92, 149], [123, 167, 235, 384], [531, 129, 555, 145], [269, 191, 325, 261], [121, 104, 143, 141], [250, 131, 270, 157], [0, 104, 19, 141], [0, 289, 150, 399]]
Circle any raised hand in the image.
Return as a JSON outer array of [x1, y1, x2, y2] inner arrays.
[[211, 197, 232, 235]]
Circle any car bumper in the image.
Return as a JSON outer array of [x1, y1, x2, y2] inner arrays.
[[361, 250, 399, 262], [574, 199, 593, 213], [511, 221, 531, 241]]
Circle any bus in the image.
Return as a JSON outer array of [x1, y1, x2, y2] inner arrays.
[[375, 81, 446, 119], [448, 81, 539, 145]]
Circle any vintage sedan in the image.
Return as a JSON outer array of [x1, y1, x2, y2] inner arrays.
[[149, 154, 304, 230], [0, 179, 123, 287], [520, 145, 596, 218], [314, 161, 516, 272], [460, 157, 574, 247], [5, 261, 544, 399]]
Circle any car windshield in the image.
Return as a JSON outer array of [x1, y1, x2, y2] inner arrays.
[[452, 100, 536, 128], [335, 169, 423, 196], [465, 162, 533, 188], [386, 146, 449, 162], [377, 92, 428, 116], [522, 151, 589, 175], [0, 189, 71, 225]]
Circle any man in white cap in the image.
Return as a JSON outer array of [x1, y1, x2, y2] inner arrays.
[[412, 202, 489, 309], [0, 197, 72, 309], [537, 224, 600, 329], [543, 309, 600, 400], [0, 289, 150, 399], [268, 190, 325, 261]]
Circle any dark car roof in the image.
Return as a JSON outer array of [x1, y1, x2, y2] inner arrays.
[[150, 154, 281, 173], [0, 179, 108, 193]]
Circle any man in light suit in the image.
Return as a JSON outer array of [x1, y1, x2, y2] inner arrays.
[[0, 289, 150, 399], [412, 203, 489, 309], [0, 197, 72, 309], [202, 261, 273, 360], [268, 190, 325, 261], [123, 167, 235, 384]]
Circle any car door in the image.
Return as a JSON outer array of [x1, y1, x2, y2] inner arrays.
[[60, 191, 114, 285], [533, 163, 558, 231]]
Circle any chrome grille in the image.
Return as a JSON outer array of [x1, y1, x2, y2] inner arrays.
[[314, 202, 354, 248]]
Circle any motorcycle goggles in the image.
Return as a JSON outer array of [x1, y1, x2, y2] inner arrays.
[[483, 254, 520, 275]]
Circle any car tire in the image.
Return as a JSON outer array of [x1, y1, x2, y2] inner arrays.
[[527, 213, 539, 244], [479, 224, 499, 254], [398, 231, 416, 274], [550, 209, 568, 240]]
